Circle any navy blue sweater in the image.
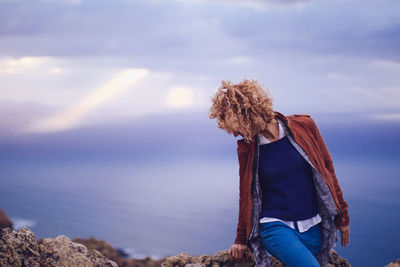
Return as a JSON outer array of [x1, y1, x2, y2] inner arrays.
[[259, 135, 320, 221]]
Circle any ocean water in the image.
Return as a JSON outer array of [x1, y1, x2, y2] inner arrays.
[[0, 115, 399, 266]]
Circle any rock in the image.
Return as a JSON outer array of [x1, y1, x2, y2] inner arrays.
[[161, 250, 264, 267], [0, 227, 117, 267], [73, 236, 165, 267], [0, 209, 13, 230], [73, 237, 124, 265], [385, 259, 400, 267], [161, 249, 351, 267], [327, 249, 351, 267], [0, 225, 356, 267], [0, 227, 40, 267], [40, 235, 117, 267]]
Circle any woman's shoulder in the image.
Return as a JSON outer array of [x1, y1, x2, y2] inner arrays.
[[286, 113, 319, 133], [288, 113, 311, 119], [275, 111, 311, 123], [287, 113, 315, 123], [237, 139, 255, 153], [286, 113, 324, 140]]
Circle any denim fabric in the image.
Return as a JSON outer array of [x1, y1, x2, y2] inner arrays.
[[260, 221, 322, 267]]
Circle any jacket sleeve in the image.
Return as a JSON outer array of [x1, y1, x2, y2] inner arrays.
[[309, 117, 350, 227], [234, 141, 249, 245]]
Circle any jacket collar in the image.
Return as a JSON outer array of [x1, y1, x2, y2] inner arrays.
[[238, 110, 290, 146], [273, 110, 289, 125], [273, 110, 295, 139]]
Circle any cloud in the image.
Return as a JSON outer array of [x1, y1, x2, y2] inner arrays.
[[25, 68, 149, 133], [172, 0, 312, 10], [0, 0, 400, 130], [370, 113, 400, 121], [0, 100, 55, 137], [165, 86, 195, 108], [1, 0, 399, 70], [228, 56, 253, 65], [0, 55, 216, 135], [369, 60, 400, 70], [47, 67, 63, 74], [38, 0, 82, 4], [0, 56, 49, 74]]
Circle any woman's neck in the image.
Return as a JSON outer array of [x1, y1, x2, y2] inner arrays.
[[260, 118, 279, 142]]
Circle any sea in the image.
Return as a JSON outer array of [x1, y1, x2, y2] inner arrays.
[[0, 113, 399, 266]]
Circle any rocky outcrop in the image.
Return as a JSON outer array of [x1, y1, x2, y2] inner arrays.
[[73, 237, 165, 267], [327, 250, 352, 267], [385, 259, 400, 267], [0, 227, 117, 267], [161, 249, 351, 267], [8, 223, 395, 267], [161, 251, 256, 267], [0, 226, 353, 267], [0, 209, 12, 230]]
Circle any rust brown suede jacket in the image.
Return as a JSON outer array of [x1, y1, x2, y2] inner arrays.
[[234, 111, 350, 245]]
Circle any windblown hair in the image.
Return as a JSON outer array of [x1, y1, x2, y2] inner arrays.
[[209, 79, 274, 143]]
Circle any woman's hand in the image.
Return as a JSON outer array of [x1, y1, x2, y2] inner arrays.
[[229, 244, 251, 261], [337, 225, 350, 247]]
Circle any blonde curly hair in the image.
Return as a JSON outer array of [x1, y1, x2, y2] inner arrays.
[[209, 79, 274, 143]]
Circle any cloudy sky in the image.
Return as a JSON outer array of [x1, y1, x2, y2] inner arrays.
[[1, 0, 400, 135]]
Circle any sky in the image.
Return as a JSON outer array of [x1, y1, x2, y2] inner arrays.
[[1, 1, 400, 264], [0, 0, 400, 136]]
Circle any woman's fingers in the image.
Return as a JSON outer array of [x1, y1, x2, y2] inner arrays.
[[337, 225, 348, 247], [238, 247, 243, 260], [239, 247, 247, 260], [344, 231, 348, 247], [341, 230, 345, 246], [229, 244, 250, 261], [238, 247, 244, 260], [232, 247, 237, 259], [340, 226, 350, 247], [344, 231, 347, 246], [237, 247, 242, 259]]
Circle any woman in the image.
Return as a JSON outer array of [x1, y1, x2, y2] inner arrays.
[[209, 79, 350, 267]]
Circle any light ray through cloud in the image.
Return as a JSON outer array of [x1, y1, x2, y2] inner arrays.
[[25, 68, 149, 133]]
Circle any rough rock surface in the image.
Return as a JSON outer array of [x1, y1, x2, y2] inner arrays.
[[74, 237, 165, 267], [161, 249, 351, 267], [385, 259, 400, 267], [5, 224, 397, 267], [327, 249, 352, 267], [0, 209, 13, 230], [0, 227, 117, 267]]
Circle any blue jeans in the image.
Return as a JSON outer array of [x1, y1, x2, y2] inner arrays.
[[260, 221, 322, 267]]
